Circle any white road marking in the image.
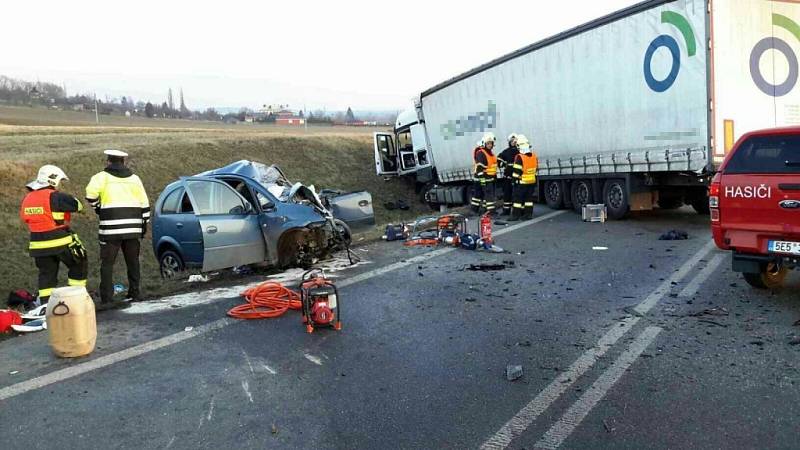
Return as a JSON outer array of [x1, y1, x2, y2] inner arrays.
[[479, 316, 641, 450], [0, 317, 233, 402], [634, 239, 717, 315], [304, 354, 323, 366], [0, 210, 566, 403], [207, 398, 215, 421], [262, 364, 277, 375], [679, 253, 726, 297], [480, 238, 715, 450], [166, 436, 176, 449], [241, 380, 253, 403], [242, 350, 254, 374], [534, 327, 662, 450]]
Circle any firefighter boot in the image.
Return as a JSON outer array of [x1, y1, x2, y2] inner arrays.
[[523, 206, 534, 221], [509, 208, 522, 222]]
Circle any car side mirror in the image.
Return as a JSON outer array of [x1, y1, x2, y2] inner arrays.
[[229, 205, 247, 215]]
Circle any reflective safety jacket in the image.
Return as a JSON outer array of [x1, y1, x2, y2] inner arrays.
[[497, 145, 520, 179], [20, 188, 82, 256], [512, 153, 538, 185], [86, 165, 150, 241], [474, 147, 498, 180]]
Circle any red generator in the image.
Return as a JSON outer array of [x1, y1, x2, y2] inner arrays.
[[300, 269, 342, 333]]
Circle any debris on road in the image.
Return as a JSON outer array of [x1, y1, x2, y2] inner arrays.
[[793, 319, 800, 327], [659, 230, 689, 240], [789, 336, 800, 346], [383, 199, 410, 211], [465, 262, 514, 271], [0, 310, 22, 333], [698, 319, 728, 328], [184, 326, 194, 332], [506, 364, 524, 381], [8, 370, 18, 375], [186, 275, 209, 283], [232, 266, 254, 276], [690, 307, 729, 317], [592, 246, 609, 251], [271, 424, 279, 435], [603, 419, 615, 433]]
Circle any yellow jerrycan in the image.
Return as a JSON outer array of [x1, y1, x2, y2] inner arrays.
[[46, 286, 96, 358]]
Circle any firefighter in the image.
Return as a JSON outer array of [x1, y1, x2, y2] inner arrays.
[[497, 133, 520, 215], [86, 150, 150, 307], [471, 132, 499, 215], [20, 165, 88, 303], [509, 135, 538, 221]]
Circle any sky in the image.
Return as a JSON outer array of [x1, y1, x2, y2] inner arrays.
[[0, 0, 639, 111]]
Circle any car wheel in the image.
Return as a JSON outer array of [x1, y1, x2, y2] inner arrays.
[[570, 179, 593, 213], [159, 250, 184, 280], [603, 179, 629, 220], [333, 219, 352, 247], [544, 180, 564, 210], [743, 262, 787, 289]]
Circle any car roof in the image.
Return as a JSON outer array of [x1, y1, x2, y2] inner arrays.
[[740, 126, 800, 138]]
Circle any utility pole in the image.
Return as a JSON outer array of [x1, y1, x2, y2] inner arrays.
[[304, 103, 307, 133], [94, 93, 99, 124]]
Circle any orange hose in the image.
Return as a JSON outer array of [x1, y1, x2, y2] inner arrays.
[[227, 281, 302, 319]]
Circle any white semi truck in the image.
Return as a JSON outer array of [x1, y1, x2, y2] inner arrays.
[[373, 0, 800, 219]]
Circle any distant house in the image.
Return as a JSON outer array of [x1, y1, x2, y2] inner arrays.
[[275, 108, 305, 126]]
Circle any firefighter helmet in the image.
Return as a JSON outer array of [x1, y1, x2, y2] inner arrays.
[[27, 165, 68, 190]]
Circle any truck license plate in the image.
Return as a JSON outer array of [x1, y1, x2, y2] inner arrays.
[[768, 240, 800, 255]]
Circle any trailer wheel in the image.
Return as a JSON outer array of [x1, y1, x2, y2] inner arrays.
[[544, 181, 564, 210], [603, 179, 629, 220], [570, 180, 593, 213]]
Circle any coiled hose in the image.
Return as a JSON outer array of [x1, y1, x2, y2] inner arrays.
[[227, 282, 302, 319]]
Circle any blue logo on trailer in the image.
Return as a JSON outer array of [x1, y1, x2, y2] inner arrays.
[[643, 11, 697, 93]]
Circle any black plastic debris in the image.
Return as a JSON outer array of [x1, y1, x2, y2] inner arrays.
[[466, 263, 509, 271], [659, 230, 689, 241]]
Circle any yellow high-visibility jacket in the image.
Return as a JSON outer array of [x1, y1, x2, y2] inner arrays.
[[86, 166, 149, 241]]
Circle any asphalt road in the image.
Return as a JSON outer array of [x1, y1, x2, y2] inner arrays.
[[1, 206, 798, 450]]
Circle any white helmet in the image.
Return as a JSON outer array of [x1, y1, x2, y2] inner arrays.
[[482, 132, 497, 144], [507, 133, 518, 143], [516, 134, 532, 154], [27, 165, 68, 190]]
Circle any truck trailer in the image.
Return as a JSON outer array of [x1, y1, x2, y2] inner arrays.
[[373, 0, 800, 219]]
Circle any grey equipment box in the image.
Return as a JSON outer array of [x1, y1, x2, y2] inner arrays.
[[582, 204, 607, 223]]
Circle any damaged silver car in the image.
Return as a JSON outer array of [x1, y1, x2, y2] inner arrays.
[[151, 160, 374, 278]]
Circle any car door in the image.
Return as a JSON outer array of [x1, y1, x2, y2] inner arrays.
[[324, 191, 375, 229], [184, 178, 266, 272], [373, 132, 398, 176], [155, 185, 203, 267]]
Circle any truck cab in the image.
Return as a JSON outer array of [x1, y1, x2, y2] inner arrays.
[[373, 106, 432, 180]]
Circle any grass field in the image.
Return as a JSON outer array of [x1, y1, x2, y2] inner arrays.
[[0, 106, 424, 302]]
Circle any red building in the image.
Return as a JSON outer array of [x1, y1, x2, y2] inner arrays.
[[275, 109, 305, 125]]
